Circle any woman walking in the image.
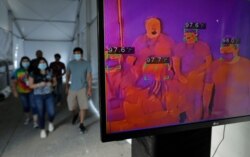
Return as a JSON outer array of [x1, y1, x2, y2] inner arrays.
[[11, 56, 38, 128], [29, 57, 57, 138]]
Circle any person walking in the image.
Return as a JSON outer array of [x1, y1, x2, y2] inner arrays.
[[65, 47, 92, 133], [11, 56, 38, 128], [50, 53, 66, 106], [29, 57, 57, 139]]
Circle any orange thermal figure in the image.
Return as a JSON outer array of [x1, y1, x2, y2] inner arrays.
[[124, 17, 175, 119], [105, 49, 126, 123], [203, 38, 250, 119], [107, 18, 178, 133], [132, 17, 174, 75], [173, 29, 212, 122]]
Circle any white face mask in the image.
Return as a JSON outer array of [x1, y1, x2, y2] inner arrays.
[[74, 54, 81, 60], [38, 63, 47, 70], [22, 62, 30, 69]]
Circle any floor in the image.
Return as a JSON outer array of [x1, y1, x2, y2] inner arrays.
[[0, 93, 228, 157], [0, 96, 131, 157]]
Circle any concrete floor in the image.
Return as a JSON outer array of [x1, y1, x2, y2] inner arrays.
[[0, 96, 131, 157]]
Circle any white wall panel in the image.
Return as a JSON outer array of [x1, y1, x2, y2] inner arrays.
[[0, 29, 12, 61], [211, 122, 250, 157], [12, 21, 21, 37], [0, 0, 12, 61], [81, 32, 88, 60], [0, 0, 9, 31], [12, 36, 24, 68], [89, 19, 98, 80], [79, 0, 87, 32], [89, 0, 97, 22]]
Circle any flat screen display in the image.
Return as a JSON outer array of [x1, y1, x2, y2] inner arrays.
[[99, 0, 250, 142]]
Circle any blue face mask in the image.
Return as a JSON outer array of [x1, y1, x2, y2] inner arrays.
[[38, 63, 47, 70], [22, 62, 30, 69], [74, 54, 81, 61]]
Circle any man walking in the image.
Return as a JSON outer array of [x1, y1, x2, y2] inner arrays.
[[50, 53, 66, 106], [66, 47, 92, 133]]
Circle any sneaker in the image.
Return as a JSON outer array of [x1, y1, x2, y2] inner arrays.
[[33, 122, 39, 129], [72, 113, 79, 125], [79, 123, 86, 133], [48, 123, 54, 132], [24, 118, 30, 125], [40, 130, 47, 139]]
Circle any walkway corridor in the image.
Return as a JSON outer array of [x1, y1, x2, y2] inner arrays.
[[0, 96, 131, 157]]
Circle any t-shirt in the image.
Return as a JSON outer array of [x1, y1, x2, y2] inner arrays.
[[30, 71, 54, 95], [174, 41, 211, 76], [132, 34, 175, 78], [67, 59, 91, 91], [205, 57, 250, 117], [132, 34, 175, 68], [50, 61, 66, 80], [11, 68, 32, 93]]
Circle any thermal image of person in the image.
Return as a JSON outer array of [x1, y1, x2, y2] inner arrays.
[[105, 49, 123, 99], [203, 38, 250, 119], [127, 17, 175, 112], [105, 49, 127, 122], [173, 28, 212, 122], [132, 17, 175, 77]]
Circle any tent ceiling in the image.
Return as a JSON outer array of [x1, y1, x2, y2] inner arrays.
[[7, 0, 80, 41]]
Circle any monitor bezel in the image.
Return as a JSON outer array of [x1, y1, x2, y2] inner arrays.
[[97, 0, 250, 142]]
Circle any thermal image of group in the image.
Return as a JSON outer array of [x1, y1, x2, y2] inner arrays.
[[104, 0, 250, 133]]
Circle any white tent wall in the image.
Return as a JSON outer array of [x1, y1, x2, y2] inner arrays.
[[0, 0, 9, 30], [12, 36, 24, 69], [87, 0, 98, 81], [211, 122, 250, 157], [87, 0, 99, 112], [12, 19, 24, 69], [0, 0, 13, 91], [0, 29, 12, 61], [0, 0, 12, 61], [12, 16, 21, 37]]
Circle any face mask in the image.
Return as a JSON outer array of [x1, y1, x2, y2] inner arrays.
[[221, 53, 235, 61], [22, 62, 30, 69], [38, 63, 47, 70], [74, 54, 81, 60]]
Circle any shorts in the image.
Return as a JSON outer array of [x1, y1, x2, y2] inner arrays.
[[67, 88, 88, 111]]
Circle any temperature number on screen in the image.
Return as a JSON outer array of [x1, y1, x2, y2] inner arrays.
[[185, 22, 206, 29], [146, 57, 170, 64], [222, 37, 240, 45], [108, 47, 135, 54]]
